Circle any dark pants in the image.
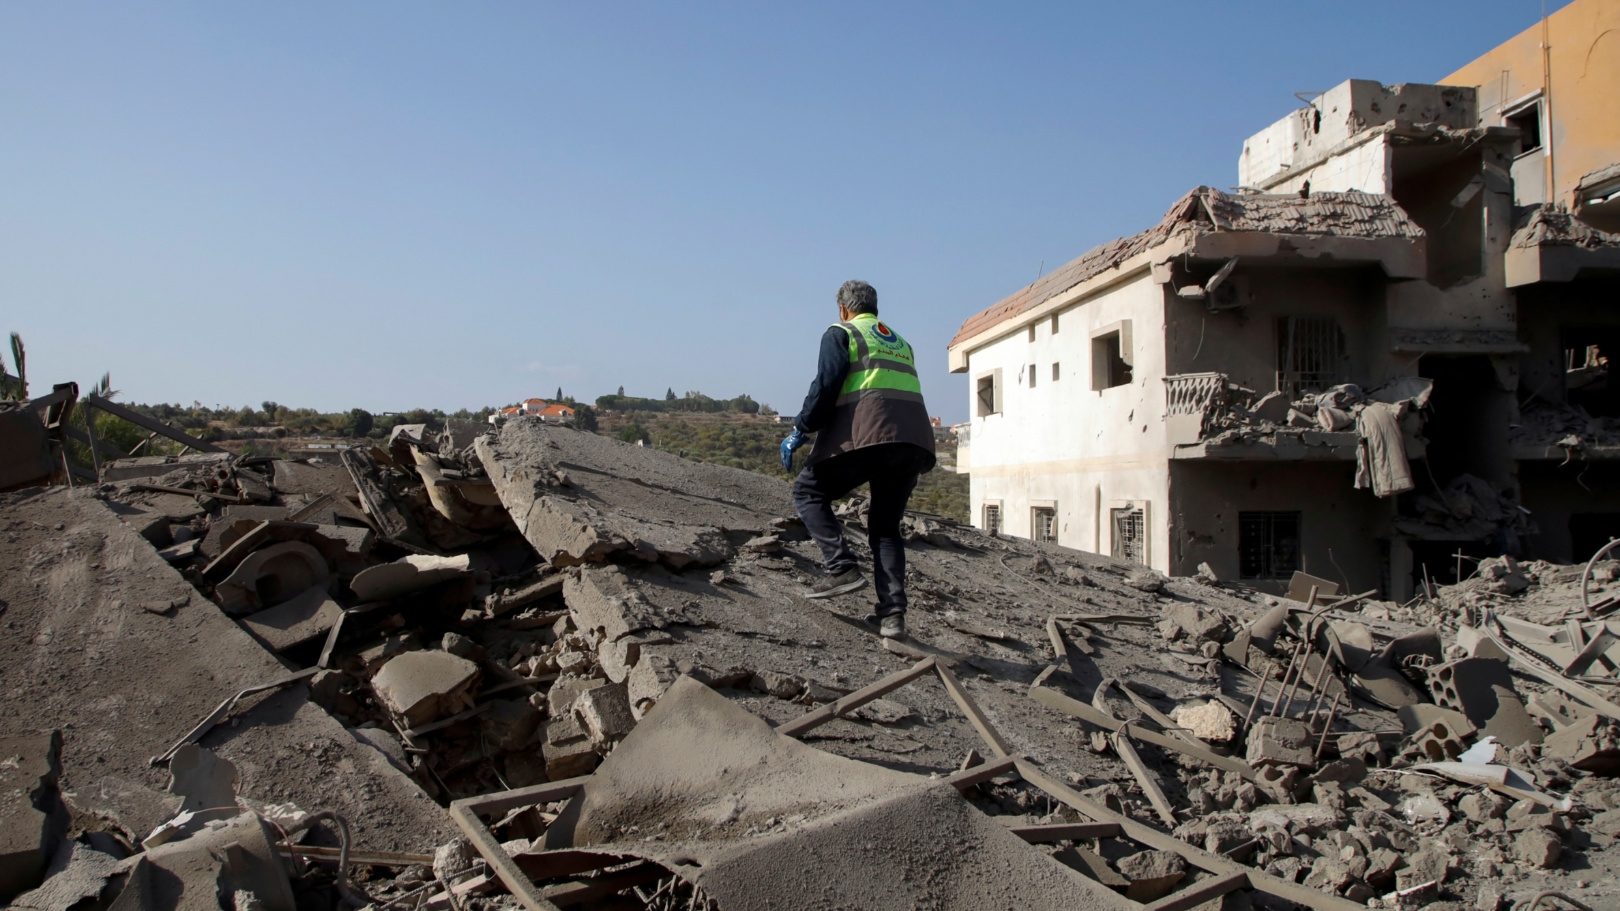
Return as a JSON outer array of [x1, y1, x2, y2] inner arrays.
[[791, 443, 929, 616]]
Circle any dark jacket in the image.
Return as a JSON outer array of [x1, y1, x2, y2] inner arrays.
[[794, 324, 936, 470]]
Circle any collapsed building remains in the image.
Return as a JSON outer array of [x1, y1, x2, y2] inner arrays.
[[3, 389, 1620, 910], [949, 5, 1620, 599]]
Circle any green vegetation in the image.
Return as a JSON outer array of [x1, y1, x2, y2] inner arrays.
[[594, 390, 764, 414], [601, 411, 969, 523]]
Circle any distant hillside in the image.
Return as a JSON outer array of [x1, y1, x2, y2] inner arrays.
[[598, 410, 969, 523]]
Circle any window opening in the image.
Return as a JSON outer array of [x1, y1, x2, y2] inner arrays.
[[976, 373, 998, 417], [1028, 364, 1037, 388], [1275, 316, 1345, 398], [1506, 102, 1542, 154], [1092, 331, 1132, 390], [1051, 314, 1060, 334], [1052, 362, 1061, 382], [984, 503, 1001, 535], [1033, 506, 1057, 543], [1111, 506, 1145, 565], [1028, 325, 1037, 343], [1239, 512, 1301, 579]]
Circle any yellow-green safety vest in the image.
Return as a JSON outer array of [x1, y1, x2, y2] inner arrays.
[[836, 313, 924, 406]]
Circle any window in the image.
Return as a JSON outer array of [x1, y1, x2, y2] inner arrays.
[[1052, 363, 1061, 382], [984, 502, 1002, 535], [1239, 512, 1301, 579], [975, 370, 1002, 417], [1275, 316, 1345, 397], [1051, 314, 1060, 334], [1091, 322, 1134, 391], [1111, 504, 1146, 565], [1028, 324, 1037, 343], [1505, 101, 1542, 154], [1028, 363, 1037, 388], [1033, 506, 1057, 543]]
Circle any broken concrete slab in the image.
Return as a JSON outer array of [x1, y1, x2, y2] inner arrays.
[[0, 407, 54, 491], [238, 584, 343, 652], [143, 811, 296, 911], [1114, 849, 1187, 902], [0, 489, 454, 852], [5, 839, 123, 911], [199, 505, 292, 559], [1428, 657, 1543, 748], [351, 554, 474, 602], [215, 541, 330, 614], [0, 731, 69, 902], [477, 419, 789, 569], [99, 453, 232, 483], [166, 744, 239, 824], [372, 650, 481, 728], [540, 676, 1133, 911]]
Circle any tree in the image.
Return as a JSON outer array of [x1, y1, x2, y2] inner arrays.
[[556, 387, 563, 401], [575, 406, 598, 432], [617, 386, 625, 396], [665, 388, 676, 401], [350, 408, 374, 437], [615, 422, 649, 445]]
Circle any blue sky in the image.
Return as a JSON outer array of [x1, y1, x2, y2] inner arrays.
[[0, 2, 1566, 422]]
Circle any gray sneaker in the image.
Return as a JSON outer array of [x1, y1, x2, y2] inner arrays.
[[804, 569, 868, 599], [864, 612, 906, 639]]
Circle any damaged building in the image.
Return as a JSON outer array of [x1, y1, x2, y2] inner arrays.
[[948, 0, 1620, 597]]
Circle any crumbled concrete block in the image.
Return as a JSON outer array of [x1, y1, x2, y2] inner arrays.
[[166, 744, 239, 822], [548, 675, 608, 719], [1254, 764, 1304, 804], [1513, 827, 1561, 868], [542, 738, 598, 780], [1304, 855, 1354, 892], [1249, 803, 1344, 837], [740, 534, 781, 553], [1336, 731, 1382, 764], [1395, 849, 1450, 890], [1458, 791, 1510, 822], [1171, 701, 1235, 742], [1542, 713, 1620, 774], [574, 683, 635, 747], [1309, 758, 1366, 785], [751, 670, 805, 700], [1246, 716, 1315, 767], [627, 652, 679, 719], [1114, 850, 1186, 902], [1164, 603, 1227, 642], [1427, 658, 1541, 748], [371, 650, 480, 728], [482, 699, 542, 751], [1127, 571, 1165, 593], [0, 732, 68, 903], [546, 715, 587, 747]]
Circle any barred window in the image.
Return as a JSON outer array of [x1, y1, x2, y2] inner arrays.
[[1239, 512, 1301, 579], [1033, 506, 1057, 543], [1111, 506, 1145, 565], [984, 503, 1001, 535], [1276, 317, 1345, 397]]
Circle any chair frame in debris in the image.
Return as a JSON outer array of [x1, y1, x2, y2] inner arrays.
[[447, 656, 1363, 911]]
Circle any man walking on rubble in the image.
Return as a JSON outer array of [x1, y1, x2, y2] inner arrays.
[[780, 280, 936, 639]]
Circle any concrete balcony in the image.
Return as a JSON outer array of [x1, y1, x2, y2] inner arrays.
[[1163, 372, 1426, 461]]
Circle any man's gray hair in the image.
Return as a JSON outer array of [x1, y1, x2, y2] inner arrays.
[[837, 280, 878, 315]]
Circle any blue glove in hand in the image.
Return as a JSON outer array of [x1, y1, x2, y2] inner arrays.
[[780, 429, 806, 469]]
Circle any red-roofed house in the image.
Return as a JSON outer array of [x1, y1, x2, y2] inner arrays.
[[520, 398, 550, 416], [538, 403, 575, 424]]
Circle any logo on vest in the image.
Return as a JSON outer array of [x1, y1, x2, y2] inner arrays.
[[873, 322, 899, 344]]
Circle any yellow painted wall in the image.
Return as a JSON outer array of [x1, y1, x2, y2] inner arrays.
[[1442, 0, 1620, 205]]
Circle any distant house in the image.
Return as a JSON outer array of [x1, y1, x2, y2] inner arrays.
[[488, 405, 524, 426], [521, 398, 550, 416], [538, 403, 576, 424]]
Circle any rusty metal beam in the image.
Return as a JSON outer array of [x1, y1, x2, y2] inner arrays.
[[778, 658, 936, 738], [1030, 684, 1255, 780], [85, 393, 226, 453]]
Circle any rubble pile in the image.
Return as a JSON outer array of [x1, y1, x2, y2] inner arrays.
[[3, 401, 1618, 910]]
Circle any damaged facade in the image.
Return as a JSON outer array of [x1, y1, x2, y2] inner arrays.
[[950, 11, 1620, 597]]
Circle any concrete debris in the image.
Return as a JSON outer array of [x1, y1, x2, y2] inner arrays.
[[0, 732, 69, 903], [11, 406, 1620, 908], [6, 839, 125, 911], [372, 650, 481, 727]]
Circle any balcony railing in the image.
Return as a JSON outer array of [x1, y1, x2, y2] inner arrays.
[[1164, 372, 1228, 417]]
